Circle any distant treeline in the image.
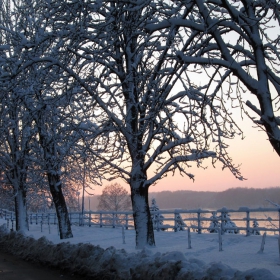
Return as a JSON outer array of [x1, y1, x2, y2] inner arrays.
[[86, 187, 280, 211], [149, 187, 280, 210]]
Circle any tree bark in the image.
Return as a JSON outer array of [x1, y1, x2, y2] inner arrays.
[[47, 173, 73, 239], [14, 188, 28, 232], [130, 180, 155, 249]]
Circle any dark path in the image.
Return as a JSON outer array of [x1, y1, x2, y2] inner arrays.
[[0, 250, 85, 280]]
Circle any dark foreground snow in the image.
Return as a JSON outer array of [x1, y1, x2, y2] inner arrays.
[[0, 223, 279, 280]]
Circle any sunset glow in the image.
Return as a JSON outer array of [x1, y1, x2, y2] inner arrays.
[[93, 114, 280, 195]]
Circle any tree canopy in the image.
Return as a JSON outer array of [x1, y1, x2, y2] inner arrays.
[[97, 183, 131, 212], [0, 0, 279, 247]]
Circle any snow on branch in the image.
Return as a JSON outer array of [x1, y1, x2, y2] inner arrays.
[[145, 151, 216, 187], [245, 101, 262, 117], [266, 199, 280, 209]]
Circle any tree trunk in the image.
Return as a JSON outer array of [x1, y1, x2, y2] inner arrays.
[[47, 173, 73, 239], [14, 188, 28, 232], [130, 182, 155, 249]]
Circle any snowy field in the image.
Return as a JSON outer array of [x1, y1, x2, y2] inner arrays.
[[0, 218, 279, 279]]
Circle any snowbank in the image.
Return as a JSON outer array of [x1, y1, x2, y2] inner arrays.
[[0, 224, 278, 280]]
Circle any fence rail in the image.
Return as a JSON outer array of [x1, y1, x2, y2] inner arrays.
[[1, 207, 279, 235]]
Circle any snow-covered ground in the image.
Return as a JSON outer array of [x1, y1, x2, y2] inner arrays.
[[0, 218, 279, 279]]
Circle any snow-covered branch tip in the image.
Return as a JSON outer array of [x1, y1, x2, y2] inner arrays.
[[266, 199, 280, 209]]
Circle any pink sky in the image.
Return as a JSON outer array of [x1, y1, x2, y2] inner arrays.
[[92, 114, 279, 195], [152, 115, 280, 193]]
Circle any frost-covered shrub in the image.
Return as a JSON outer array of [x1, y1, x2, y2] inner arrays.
[[174, 213, 186, 232], [208, 212, 220, 233], [150, 198, 165, 231], [250, 219, 260, 235], [221, 212, 239, 234]]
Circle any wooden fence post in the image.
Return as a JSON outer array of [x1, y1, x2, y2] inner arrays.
[[187, 227, 192, 249], [122, 226, 126, 244], [125, 214, 129, 230], [112, 213, 116, 228], [197, 211, 201, 234], [258, 232, 266, 254], [89, 212, 91, 227], [174, 211, 178, 232], [100, 213, 103, 228], [220, 208, 226, 235], [218, 228, 222, 251], [246, 210, 250, 236]]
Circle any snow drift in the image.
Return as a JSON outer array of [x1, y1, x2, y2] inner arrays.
[[0, 225, 278, 280]]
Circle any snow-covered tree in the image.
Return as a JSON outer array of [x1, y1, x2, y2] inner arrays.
[[0, 173, 14, 211], [0, 110, 30, 231], [0, 69, 35, 231], [98, 183, 131, 212], [1, 0, 248, 247], [26, 178, 80, 213], [174, 213, 186, 232], [0, 0, 108, 238], [47, 0, 243, 248], [208, 212, 221, 233], [150, 198, 165, 231], [149, 0, 280, 157], [0, 0, 73, 238], [250, 219, 260, 236], [221, 212, 239, 234], [97, 183, 131, 226]]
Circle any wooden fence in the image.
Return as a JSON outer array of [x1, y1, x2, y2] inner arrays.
[[1, 207, 279, 235]]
